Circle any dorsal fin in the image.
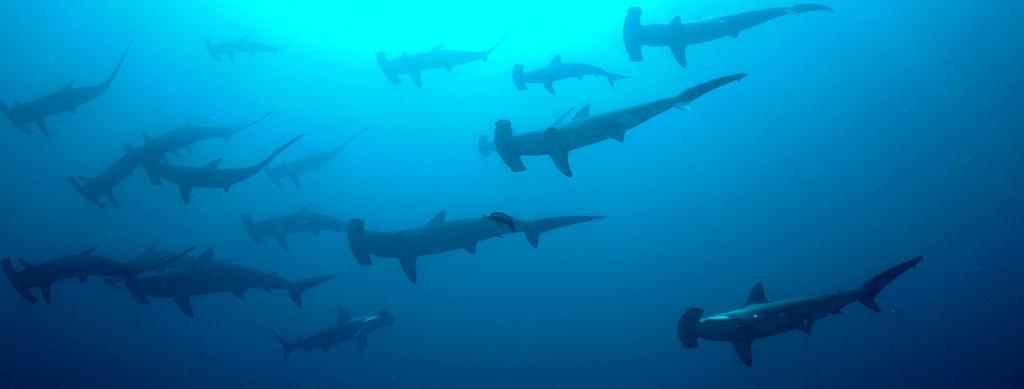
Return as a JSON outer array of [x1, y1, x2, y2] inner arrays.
[[194, 248, 214, 265], [426, 210, 447, 226], [430, 44, 444, 51], [337, 307, 351, 324], [81, 247, 98, 255], [572, 104, 591, 121], [295, 204, 313, 214], [745, 282, 770, 306], [203, 159, 223, 169], [670, 16, 682, 25], [550, 55, 562, 65]]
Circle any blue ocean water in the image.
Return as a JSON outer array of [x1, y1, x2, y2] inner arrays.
[[1, 0, 1022, 387]]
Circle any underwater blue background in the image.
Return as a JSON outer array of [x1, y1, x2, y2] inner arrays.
[[1, 0, 1022, 387]]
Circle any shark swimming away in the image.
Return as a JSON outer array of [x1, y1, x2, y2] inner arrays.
[[269, 308, 395, 359], [265, 126, 369, 187], [376, 32, 508, 87]]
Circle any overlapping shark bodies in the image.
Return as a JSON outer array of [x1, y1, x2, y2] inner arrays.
[[2, 246, 194, 304], [1, 45, 129, 136], [243, 205, 347, 251], [125, 251, 336, 317], [623, 5, 832, 68], [145, 134, 303, 204], [348, 210, 604, 283], [677, 256, 923, 366], [513, 55, 628, 94], [265, 127, 369, 187], [138, 112, 273, 160], [205, 36, 295, 62], [269, 308, 395, 359], [376, 33, 507, 87], [99, 245, 244, 290], [483, 73, 745, 177]]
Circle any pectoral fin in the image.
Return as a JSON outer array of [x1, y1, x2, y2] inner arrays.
[[399, 256, 418, 283], [275, 235, 289, 251], [178, 184, 193, 204], [410, 71, 422, 87], [36, 119, 50, 136], [731, 340, 753, 367], [669, 44, 688, 68], [175, 296, 195, 317], [357, 331, 368, 351], [549, 151, 573, 178], [542, 82, 555, 94]]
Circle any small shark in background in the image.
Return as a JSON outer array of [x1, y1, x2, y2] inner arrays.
[[376, 32, 508, 87], [348, 210, 604, 283], [205, 36, 295, 62], [623, 5, 833, 68], [513, 55, 628, 94], [242, 204, 347, 251], [1, 45, 129, 136], [677, 256, 922, 366], [265, 126, 370, 187], [140, 112, 273, 160], [269, 308, 395, 359]]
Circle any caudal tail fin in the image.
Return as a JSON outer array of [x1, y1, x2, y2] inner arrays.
[[512, 64, 527, 90], [605, 73, 629, 87], [287, 274, 336, 309], [255, 134, 304, 170], [677, 308, 703, 348], [268, 319, 295, 360], [241, 214, 265, 245], [673, 73, 747, 110], [274, 37, 297, 54], [482, 30, 509, 62], [789, 4, 834, 13], [3, 258, 37, 303], [226, 111, 272, 141], [347, 219, 373, 265], [101, 44, 131, 90], [376, 53, 402, 85], [623, 7, 645, 62], [518, 215, 605, 248], [858, 256, 923, 312]]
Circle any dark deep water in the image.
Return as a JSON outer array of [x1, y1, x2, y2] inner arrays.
[[1, 0, 1022, 388]]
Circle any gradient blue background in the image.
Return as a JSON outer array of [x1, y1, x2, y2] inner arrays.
[[1, 0, 1022, 387]]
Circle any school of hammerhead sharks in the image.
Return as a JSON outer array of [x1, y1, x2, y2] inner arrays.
[[1, 4, 925, 367]]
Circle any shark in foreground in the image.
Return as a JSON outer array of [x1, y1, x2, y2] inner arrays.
[[348, 210, 604, 283], [242, 204, 347, 251], [513, 55, 628, 94], [1, 45, 129, 136], [205, 36, 295, 62], [269, 308, 395, 359], [265, 126, 369, 187], [623, 5, 832, 68], [482, 73, 745, 177], [99, 245, 244, 291], [677, 256, 923, 366], [376, 32, 507, 87]]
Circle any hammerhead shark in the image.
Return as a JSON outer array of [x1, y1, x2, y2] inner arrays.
[[269, 308, 395, 359], [623, 5, 833, 68], [145, 134, 303, 204], [67, 142, 146, 208], [1, 45, 129, 136], [100, 245, 244, 291], [376, 32, 508, 87], [677, 256, 922, 366], [265, 126, 369, 187], [125, 258, 336, 317], [2, 246, 194, 304], [242, 204, 347, 251], [205, 36, 295, 62], [483, 73, 745, 177], [141, 112, 272, 159], [513, 55, 628, 94], [348, 210, 604, 283]]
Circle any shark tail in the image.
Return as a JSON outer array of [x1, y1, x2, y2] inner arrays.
[[226, 111, 272, 141], [242, 214, 266, 245], [605, 73, 629, 87], [2, 258, 37, 303], [482, 30, 510, 62], [347, 219, 373, 265], [858, 256, 923, 312], [287, 274, 336, 309], [623, 7, 644, 62], [126, 246, 196, 279], [267, 319, 295, 360], [516, 215, 605, 248], [512, 64, 527, 90], [275, 37, 297, 54], [255, 134, 304, 171], [673, 73, 748, 110], [789, 4, 834, 13], [101, 44, 131, 91], [677, 308, 703, 348], [376, 53, 402, 85]]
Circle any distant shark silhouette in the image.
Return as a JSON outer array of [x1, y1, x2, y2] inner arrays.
[[678, 256, 922, 366], [513, 55, 628, 94], [242, 204, 347, 251], [265, 126, 369, 187], [1, 45, 129, 136], [376, 32, 508, 87], [623, 5, 833, 68], [482, 74, 745, 177], [269, 308, 395, 359], [348, 210, 603, 283], [205, 36, 295, 62]]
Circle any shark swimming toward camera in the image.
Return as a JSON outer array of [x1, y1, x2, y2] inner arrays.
[[145, 134, 303, 204], [1, 45, 129, 136], [376, 32, 508, 87], [677, 256, 923, 366], [512, 55, 628, 94], [2, 246, 194, 304], [242, 204, 347, 251], [482, 73, 745, 177], [125, 256, 335, 317], [623, 5, 833, 68], [348, 210, 604, 283], [265, 126, 369, 187], [269, 308, 395, 359], [205, 36, 295, 62]]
